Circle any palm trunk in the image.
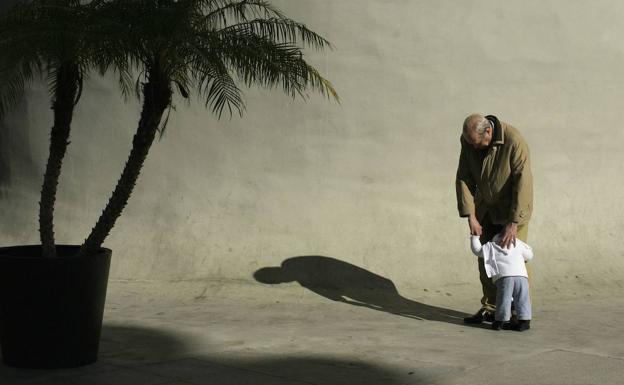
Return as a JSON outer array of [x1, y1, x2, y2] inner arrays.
[[78, 67, 171, 257], [39, 63, 80, 258]]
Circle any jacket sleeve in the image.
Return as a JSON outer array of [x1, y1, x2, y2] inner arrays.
[[456, 137, 476, 218], [470, 235, 483, 257], [509, 139, 533, 224], [521, 242, 534, 262]]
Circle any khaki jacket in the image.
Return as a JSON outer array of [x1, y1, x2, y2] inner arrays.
[[455, 116, 533, 225]]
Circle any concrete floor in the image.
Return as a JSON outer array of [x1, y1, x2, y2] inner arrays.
[[1, 279, 623, 385]]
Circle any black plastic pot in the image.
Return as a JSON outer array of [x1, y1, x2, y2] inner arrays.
[[0, 245, 111, 369]]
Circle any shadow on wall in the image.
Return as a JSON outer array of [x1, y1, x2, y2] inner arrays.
[[0, 120, 11, 198], [254, 255, 470, 324], [0, 96, 40, 198], [0, 0, 23, 194], [0, 325, 426, 385], [0, 1, 21, 12]]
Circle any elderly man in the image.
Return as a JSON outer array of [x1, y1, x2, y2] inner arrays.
[[456, 114, 533, 324]]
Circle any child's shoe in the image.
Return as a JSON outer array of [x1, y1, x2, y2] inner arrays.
[[513, 320, 531, 332]]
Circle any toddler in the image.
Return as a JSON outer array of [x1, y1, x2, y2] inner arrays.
[[470, 233, 534, 331]]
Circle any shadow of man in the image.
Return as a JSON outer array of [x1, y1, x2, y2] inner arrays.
[[254, 256, 470, 325]]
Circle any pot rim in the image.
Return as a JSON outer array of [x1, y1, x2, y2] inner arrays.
[[0, 245, 112, 259]]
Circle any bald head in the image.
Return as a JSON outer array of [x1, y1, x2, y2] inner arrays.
[[463, 114, 489, 135], [462, 113, 493, 149]]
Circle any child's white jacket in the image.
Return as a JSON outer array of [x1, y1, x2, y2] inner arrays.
[[470, 235, 534, 283]]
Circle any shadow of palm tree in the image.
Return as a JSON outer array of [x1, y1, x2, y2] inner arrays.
[[254, 255, 471, 325], [0, 117, 14, 197], [0, 97, 38, 199]]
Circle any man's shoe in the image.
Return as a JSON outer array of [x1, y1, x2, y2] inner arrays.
[[513, 320, 531, 332], [463, 308, 495, 324], [491, 320, 502, 330]]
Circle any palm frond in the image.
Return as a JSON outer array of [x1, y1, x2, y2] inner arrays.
[[172, 70, 192, 99], [0, 6, 44, 119], [74, 70, 84, 106], [117, 66, 138, 100], [304, 64, 340, 103], [205, 69, 245, 119], [0, 59, 41, 119], [157, 103, 173, 138], [134, 69, 146, 99], [194, 54, 245, 118], [46, 64, 61, 100], [197, 29, 337, 102], [200, 0, 285, 28], [219, 18, 332, 50], [0, 0, 103, 110]]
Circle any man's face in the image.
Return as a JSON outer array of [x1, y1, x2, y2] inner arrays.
[[464, 127, 492, 150]]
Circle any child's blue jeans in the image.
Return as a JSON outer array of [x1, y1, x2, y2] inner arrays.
[[495, 276, 531, 321]]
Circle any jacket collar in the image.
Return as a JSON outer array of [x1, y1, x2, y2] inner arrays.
[[485, 115, 504, 145]]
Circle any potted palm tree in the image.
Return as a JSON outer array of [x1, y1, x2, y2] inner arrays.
[[0, 0, 125, 369], [0, 0, 337, 369]]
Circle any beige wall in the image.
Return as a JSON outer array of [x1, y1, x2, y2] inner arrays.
[[2, 0, 624, 295]]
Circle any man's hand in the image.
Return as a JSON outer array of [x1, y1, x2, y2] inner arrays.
[[468, 214, 482, 236], [499, 222, 518, 249]]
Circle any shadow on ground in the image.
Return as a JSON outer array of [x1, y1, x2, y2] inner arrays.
[[254, 255, 470, 324], [0, 325, 427, 385]]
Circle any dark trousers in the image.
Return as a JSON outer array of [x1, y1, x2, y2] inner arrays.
[[477, 214, 530, 312]]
